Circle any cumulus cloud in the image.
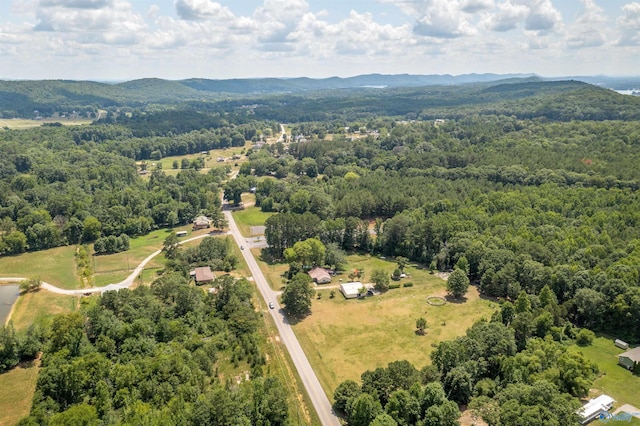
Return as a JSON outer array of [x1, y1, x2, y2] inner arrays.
[[413, 0, 475, 38], [252, 0, 309, 44], [460, 0, 495, 13], [565, 0, 607, 49], [617, 2, 640, 46], [484, 1, 528, 31], [32, 0, 147, 46], [174, 0, 233, 21], [482, 0, 561, 34]]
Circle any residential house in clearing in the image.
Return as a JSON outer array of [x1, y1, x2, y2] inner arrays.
[[192, 215, 211, 230], [339, 282, 374, 299], [193, 267, 215, 284], [618, 346, 640, 371], [308, 267, 332, 284]]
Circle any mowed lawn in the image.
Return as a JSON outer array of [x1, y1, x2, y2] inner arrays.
[[289, 256, 497, 398], [569, 337, 640, 409], [0, 246, 79, 289], [9, 290, 79, 331], [233, 205, 274, 237]]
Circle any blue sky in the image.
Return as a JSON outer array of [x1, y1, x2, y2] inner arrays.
[[0, 0, 639, 80]]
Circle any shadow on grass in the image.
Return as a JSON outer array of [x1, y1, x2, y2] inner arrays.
[[445, 295, 468, 304]]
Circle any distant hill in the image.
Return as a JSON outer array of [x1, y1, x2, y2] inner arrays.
[[0, 73, 638, 119]]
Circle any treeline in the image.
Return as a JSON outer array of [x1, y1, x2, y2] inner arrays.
[[334, 308, 598, 426], [19, 273, 290, 425]]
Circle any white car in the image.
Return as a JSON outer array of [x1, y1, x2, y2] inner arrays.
[[269, 302, 275, 309]]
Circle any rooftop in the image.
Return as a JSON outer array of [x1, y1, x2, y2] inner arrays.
[[619, 346, 640, 362]]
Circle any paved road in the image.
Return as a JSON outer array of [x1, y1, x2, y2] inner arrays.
[[224, 206, 341, 426]]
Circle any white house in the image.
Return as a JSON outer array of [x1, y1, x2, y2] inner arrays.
[[577, 395, 614, 424], [339, 282, 364, 299]]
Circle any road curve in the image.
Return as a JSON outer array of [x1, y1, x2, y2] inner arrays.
[[224, 206, 341, 426], [2, 233, 211, 295]]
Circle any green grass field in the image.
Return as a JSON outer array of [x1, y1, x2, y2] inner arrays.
[[232, 205, 274, 237], [151, 142, 251, 173], [0, 246, 79, 289], [259, 254, 498, 399], [0, 359, 40, 426], [9, 291, 79, 331], [292, 278, 495, 400], [569, 336, 640, 409]]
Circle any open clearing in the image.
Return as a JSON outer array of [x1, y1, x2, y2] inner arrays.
[[232, 205, 274, 237], [290, 262, 496, 398], [569, 336, 640, 409], [0, 360, 40, 426], [0, 118, 92, 129], [0, 246, 79, 289]]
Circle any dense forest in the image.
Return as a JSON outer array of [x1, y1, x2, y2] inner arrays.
[[2, 79, 640, 425], [16, 273, 290, 425], [0, 115, 280, 256]]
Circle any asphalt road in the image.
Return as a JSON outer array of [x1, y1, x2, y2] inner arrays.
[[224, 206, 341, 426]]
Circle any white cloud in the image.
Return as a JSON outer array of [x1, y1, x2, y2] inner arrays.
[[460, 0, 495, 13], [413, 0, 476, 38], [564, 0, 607, 49], [174, 0, 233, 21], [484, 1, 528, 31], [617, 2, 640, 46], [32, 0, 147, 46], [516, 0, 562, 32]]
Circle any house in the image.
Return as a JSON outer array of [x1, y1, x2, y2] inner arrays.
[[615, 339, 629, 350], [308, 267, 332, 284], [339, 282, 374, 299], [618, 346, 640, 371], [193, 267, 215, 284], [577, 395, 614, 424], [192, 215, 211, 230]]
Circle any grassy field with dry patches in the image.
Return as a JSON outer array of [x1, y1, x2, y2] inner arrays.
[[0, 118, 92, 129], [0, 246, 79, 289], [0, 359, 40, 426], [293, 283, 495, 399]]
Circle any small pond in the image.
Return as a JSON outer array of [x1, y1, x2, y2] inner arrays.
[[0, 285, 20, 324]]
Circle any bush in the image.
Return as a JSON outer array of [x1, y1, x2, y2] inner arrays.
[[389, 283, 401, 289], [403, 282, 414, 287], [576, 328, 595, 346]]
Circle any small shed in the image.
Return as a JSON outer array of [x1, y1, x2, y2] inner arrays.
[[308, 267, 332, 284], [577, 394, 614, 424], [194, 267, 215, 284], [618, 346, 640, 371], [615, 339, 629, 350]]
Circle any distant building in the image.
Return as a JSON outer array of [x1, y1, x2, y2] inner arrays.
[[193, 267, 215, 284], [192, 215, 211, 230], [577, 395, 614, 424], [308, 267, 332, 284], [618, 346, 640, 371]]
